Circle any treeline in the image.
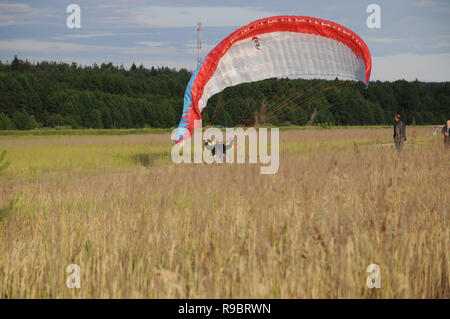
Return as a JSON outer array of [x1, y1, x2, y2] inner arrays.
[[204, 76, 449, 127], [0, 56, 187, 130], [0, 56, 448, 130]]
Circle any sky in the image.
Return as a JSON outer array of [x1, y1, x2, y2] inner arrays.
[[0, 0, 449, 81]]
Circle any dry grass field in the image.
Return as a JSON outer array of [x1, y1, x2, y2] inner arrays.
[[0, 127, 448, 298]]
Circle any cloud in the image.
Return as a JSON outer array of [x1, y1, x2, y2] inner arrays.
[[0, 39, 111, 53], [105, 5, 277, 28], [0, 3, 36, 13], [367, 37, 398, 44], [396, 16, 420, 25], [367, 34, 450, 47], [371, 53, 450, 82], [414, 1, 438, 7], [0, 3, 40, 26], [54, 33, 122, 39], [434, 42, 450, 48], [413, 0, 450, 12], [0, 39, 177, 56], [136, 41, 164, 48], [184, 41, 216, 55]]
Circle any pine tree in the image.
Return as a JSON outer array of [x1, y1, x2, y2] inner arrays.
[[11, 55, 20, 71], [0, 113, 15, 130]]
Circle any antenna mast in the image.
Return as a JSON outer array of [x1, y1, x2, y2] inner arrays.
[[196, 22, 202, 67]]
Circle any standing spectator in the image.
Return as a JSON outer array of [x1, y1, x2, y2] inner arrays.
[[442, 120, 450, 147], [393, 114, 406, 153], [433, 126, 439, 137]]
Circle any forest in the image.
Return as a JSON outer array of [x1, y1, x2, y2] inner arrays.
[[0, 56, 448, 130]]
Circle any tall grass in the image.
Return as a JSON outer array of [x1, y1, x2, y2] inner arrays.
[[0, 127, 448, 298]]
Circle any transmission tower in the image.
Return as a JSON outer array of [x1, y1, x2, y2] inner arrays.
[[196, 22, 202, 67]]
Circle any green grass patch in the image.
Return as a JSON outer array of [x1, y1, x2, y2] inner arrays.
[[0, 128, 174, 137], [1, 142, 173, 180]]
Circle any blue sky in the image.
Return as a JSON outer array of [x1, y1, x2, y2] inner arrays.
[[0, 0, 449, 81]]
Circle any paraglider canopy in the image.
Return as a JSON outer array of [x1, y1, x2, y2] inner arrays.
[[176, 16, 372, 144]]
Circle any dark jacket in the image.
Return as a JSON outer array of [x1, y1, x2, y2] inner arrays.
[[393, 121, 406, 142], [205, 141, 234, 158], [442, 125, 450, 144]]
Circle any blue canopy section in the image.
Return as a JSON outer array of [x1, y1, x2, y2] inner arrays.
[[175, 59, 205, 142]]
